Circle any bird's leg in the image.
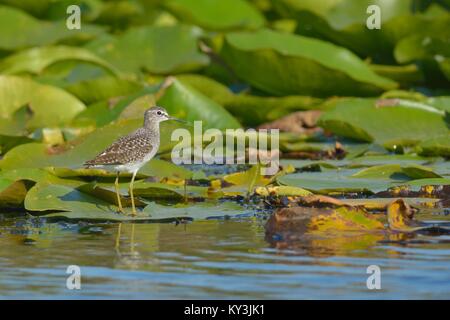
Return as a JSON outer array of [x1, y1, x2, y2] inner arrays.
[[129, 170, 138, 216], [115, 171, 124, 213]]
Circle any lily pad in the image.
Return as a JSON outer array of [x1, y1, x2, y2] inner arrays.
[[157, 78, 241, 129], [0, 75, 85, 129], [275, 0, 445, 63], [0, 46, 119, 76], [0, 5, 104, 50], [164, 0, 265, 31], [176, 74, 323, 126], [350, 154, 436, 167], [221, 28, 397, 96], [277, 170, 398, 194], [0, 178, 28, 207], [64, 76, 143, 104], [318, 98, 449, 147], [86, 25, 209, 75], [32, 186, 252, 221], [418, 136, 450, 157], [255, 185, 312, 197], [25, 182, 120, 213], [72, 87, 158, 127], [265, 206, 385, 239], [351, 164, 442, 180]]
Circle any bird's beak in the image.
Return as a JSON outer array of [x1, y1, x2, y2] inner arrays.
[[168, 116, 189, 125]]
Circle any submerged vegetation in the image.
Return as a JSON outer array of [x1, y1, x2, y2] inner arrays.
[[0, 0, 449, 250]]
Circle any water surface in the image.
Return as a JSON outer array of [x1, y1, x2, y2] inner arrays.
[[0, 214, 449, 299]]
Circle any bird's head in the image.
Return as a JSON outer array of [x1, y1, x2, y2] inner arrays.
[[144, 106, 171, 124], [144, 106, 187, 129]]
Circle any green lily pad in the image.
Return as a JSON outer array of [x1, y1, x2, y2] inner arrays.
[[157, 78, 241, 129], [394, 34, 450, 82], [350, 154, 436, 167], [277, 170, 399, 194], [0, 167, 85, 187], [25, 182, 119, 213], [64, 76, 144, 105], [176, 74, 323, 126], [139, 159, 194, 180], [280, 159, 350, 170], [370, 63, 425, 85], [0, 75, 85, 129], [0, 46, 119, 76], [141, 201, 252, 221], [72, 86, 158, 127], [86, 25, 209, 75], [318, 98, 449, 147], [275, 0, 445, 63], [405, 178, 450, 190], [32, 184, 251, 221], [0, 178, 28, 207], [275, 0, 412, 31], [221, 28, 397, 96], [351, 164, 442, 180], [164, 0, 265, 30], [0, 5, 104, 50], [418, 136, 450, 157]]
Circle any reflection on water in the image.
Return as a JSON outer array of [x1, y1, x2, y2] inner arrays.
[[0, 215, 449, 299]]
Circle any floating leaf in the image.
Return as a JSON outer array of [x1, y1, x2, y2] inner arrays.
[[72, 86, 158, 127], [164, 0, 265, 30], [255, 185, 312, 197], [64, 76, 143, 104], [0, 75, 85, 129], [387, 199, 424, 232], [34, 189, 252, 221], [350, 154, 436, 167], [277, 170, 398, 194], [221, 28, 397, 96], [318, 98, 449, 147], [223, 164, 270, 195], [86, 25, 209, 74], [157, 78, 241, 129], [0, 5, 104, 50], [266, 206, 384, 238], [0, 46, 119, 76], [177, 74, 323, 126], [25, 183, 120, 213], [274, 0, 444, 63], [351, 164, 441, 180], [343, 198, 441, 211], [139, 159, 193, 180], [418, 136, 450, 157], [0, 178, 27, 207]]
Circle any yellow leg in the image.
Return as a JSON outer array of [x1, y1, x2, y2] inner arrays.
[[129, 170, 137, 216], [115, 171, 124, 213]]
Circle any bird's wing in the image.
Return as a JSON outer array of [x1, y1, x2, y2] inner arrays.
[[84, 132, 154, 166]]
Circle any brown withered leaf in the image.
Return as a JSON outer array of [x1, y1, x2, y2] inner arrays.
[[282, 141, 346, 160], [387, 199, 423, 232], [265, 206, 385, 253], [295, 194, 346, 208], [258, 110, 322, 134]]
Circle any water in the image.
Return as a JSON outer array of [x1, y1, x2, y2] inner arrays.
[[0, 214, 449, 299]]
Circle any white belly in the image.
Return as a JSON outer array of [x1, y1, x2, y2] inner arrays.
[[92, 148, 158, 174]]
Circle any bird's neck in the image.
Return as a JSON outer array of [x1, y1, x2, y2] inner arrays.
[[143, 120, 160, 136]]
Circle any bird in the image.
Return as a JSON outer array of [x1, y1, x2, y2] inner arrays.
[[84, 106, 182, 216]]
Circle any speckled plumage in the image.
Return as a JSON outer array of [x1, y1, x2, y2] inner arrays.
[[84, 128, 158, 168], [84, 106, 168, 173], [83, 106, 178, 215]]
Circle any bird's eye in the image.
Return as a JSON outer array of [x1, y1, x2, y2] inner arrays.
[[157, 111, 162, 115]]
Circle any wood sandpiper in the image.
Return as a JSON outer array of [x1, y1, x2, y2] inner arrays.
[[84, 106, 182, 215]]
